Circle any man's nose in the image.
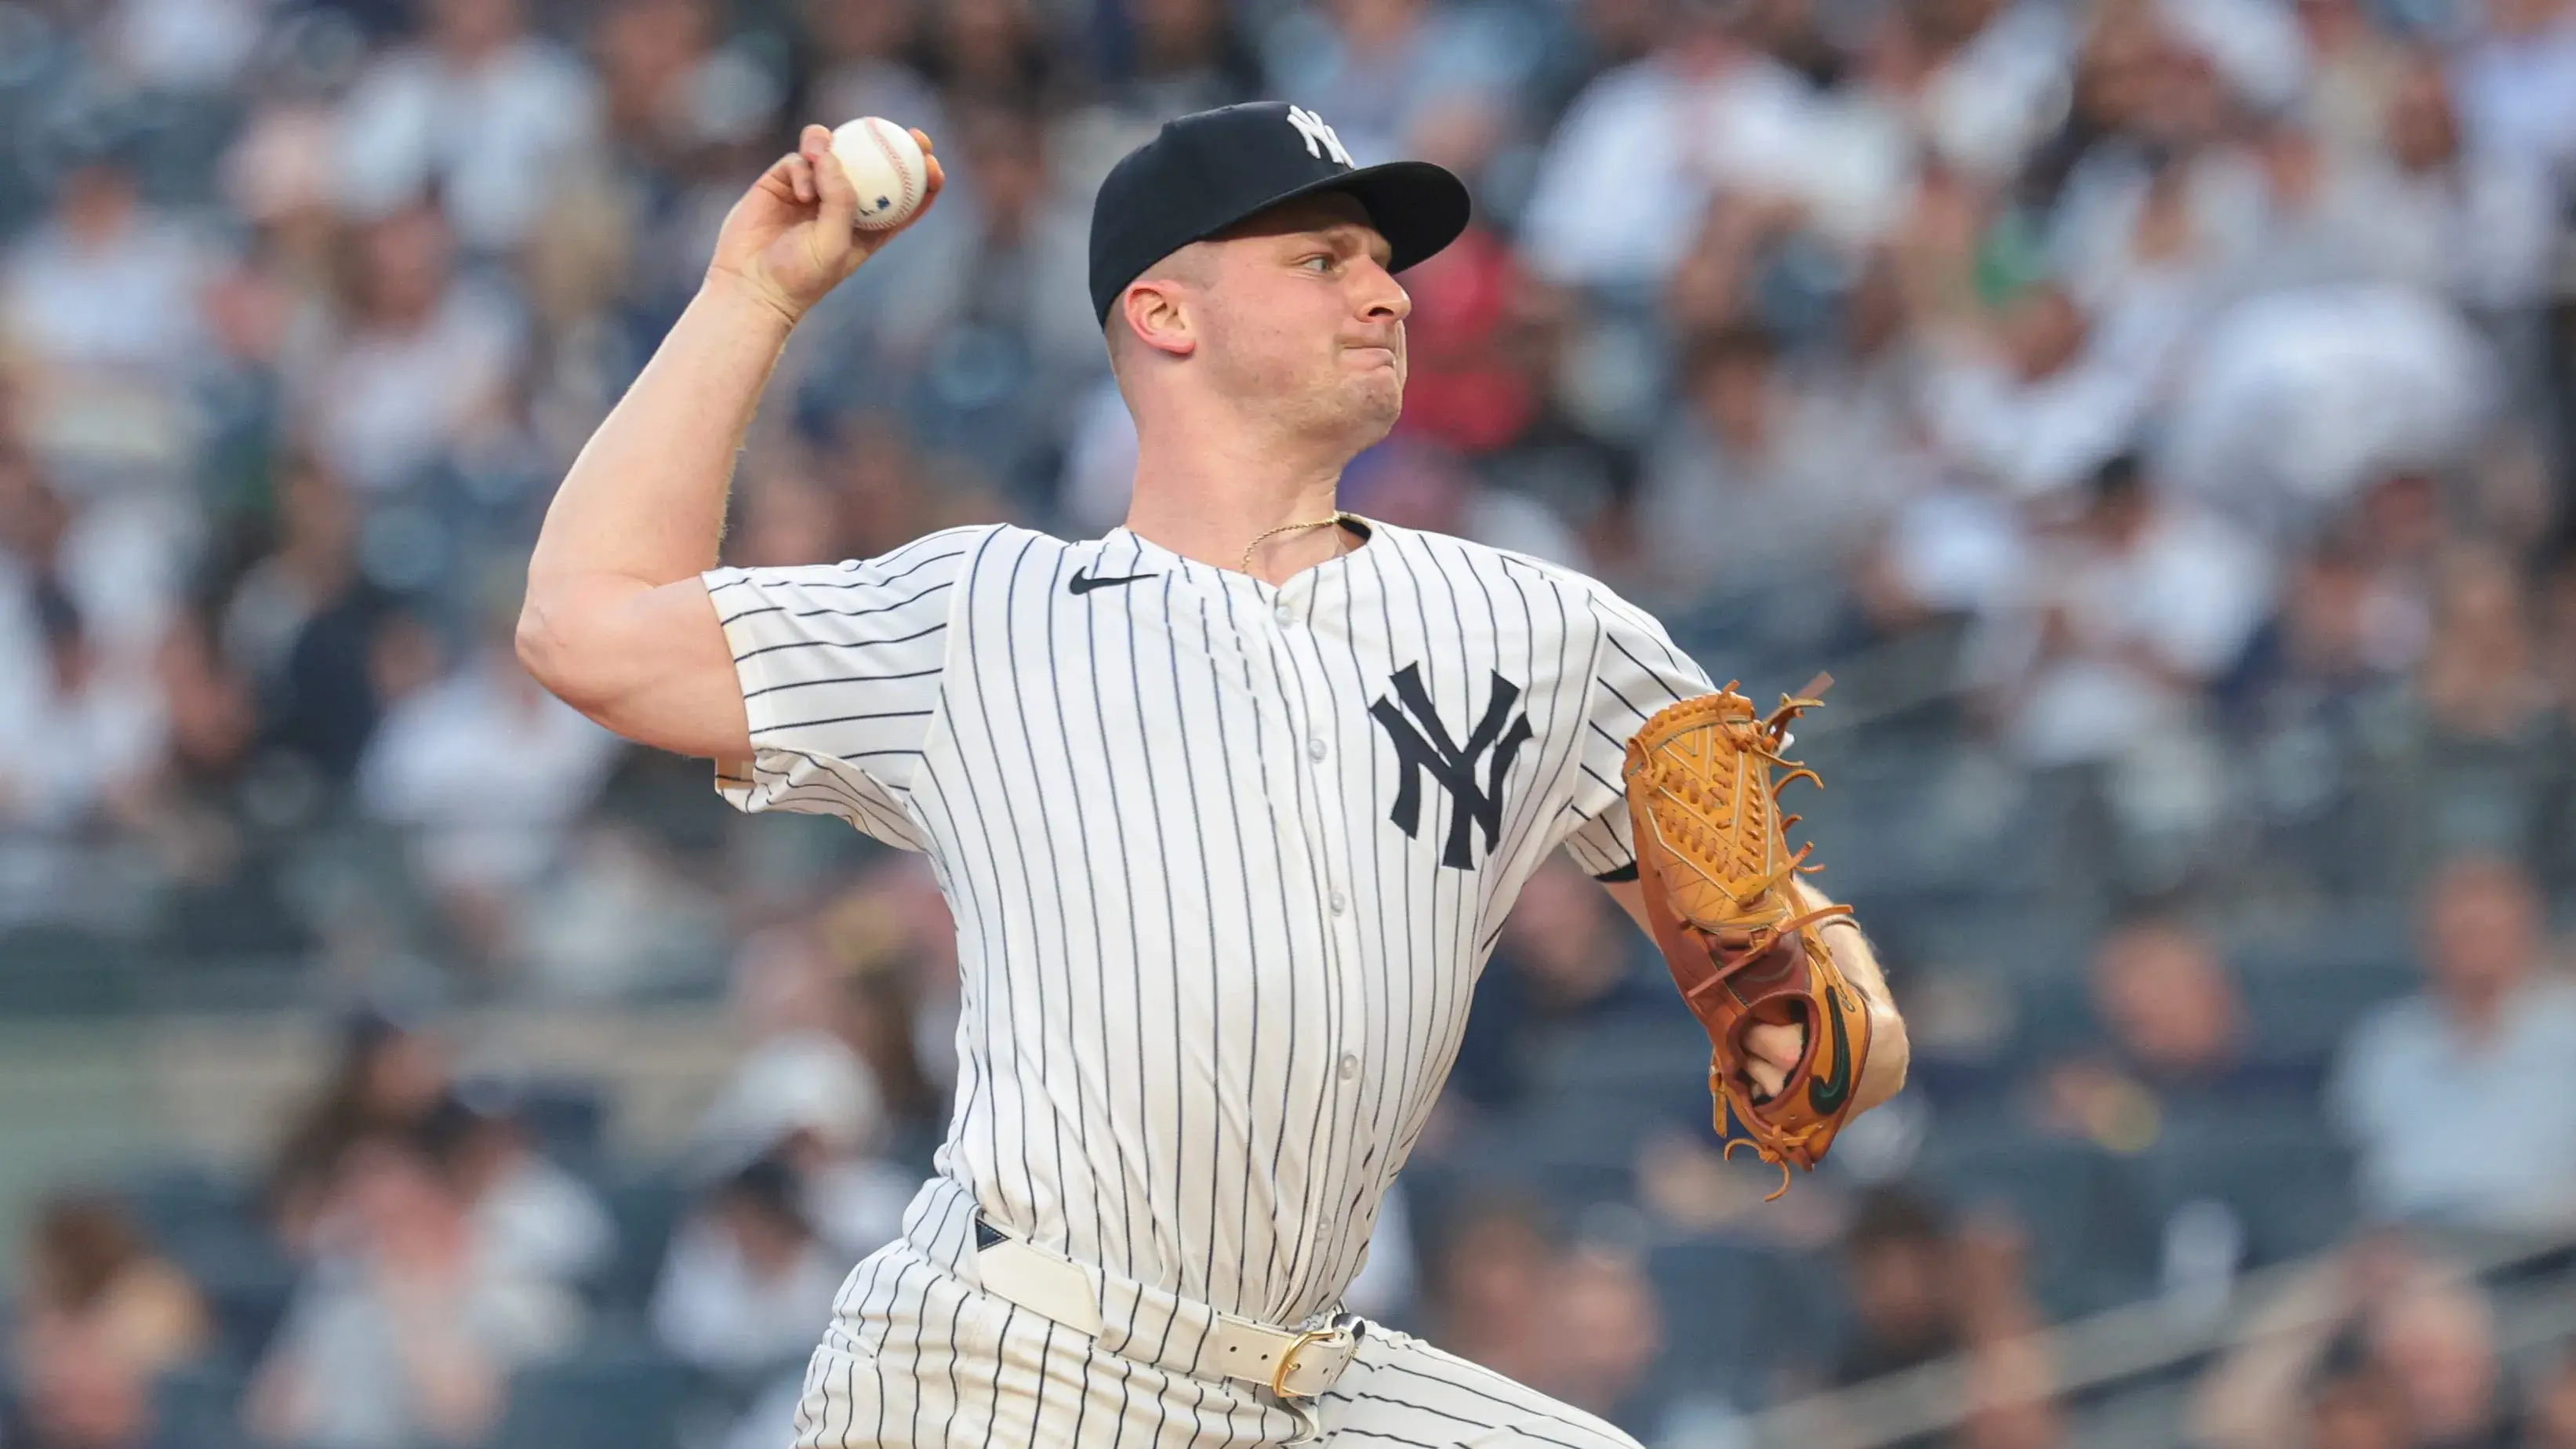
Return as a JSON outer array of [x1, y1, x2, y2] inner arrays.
[[1356, 259, 1411, 322]]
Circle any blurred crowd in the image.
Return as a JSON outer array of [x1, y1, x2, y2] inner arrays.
[[9, 0, 2576, 1443]]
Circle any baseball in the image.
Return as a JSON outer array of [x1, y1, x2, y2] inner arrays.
[[829, 117, 930, 232]]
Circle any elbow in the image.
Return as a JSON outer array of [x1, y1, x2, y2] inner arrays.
[[1877, 1008, 1912, 1087], [514, 594, 587, 708], [1858, 1000, 1911, 1113]]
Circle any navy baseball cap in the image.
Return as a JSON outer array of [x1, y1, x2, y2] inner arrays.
[[1088, 102, 1472, 327]]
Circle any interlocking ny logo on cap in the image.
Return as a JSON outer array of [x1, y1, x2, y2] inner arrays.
[[1285, 106, 1353, 168]]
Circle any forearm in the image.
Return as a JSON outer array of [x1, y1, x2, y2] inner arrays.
[[525, 274, 794, 605], [1791, 877, 1910, 1109]]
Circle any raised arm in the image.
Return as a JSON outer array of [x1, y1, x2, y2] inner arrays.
[[516, 124, 944, 760]]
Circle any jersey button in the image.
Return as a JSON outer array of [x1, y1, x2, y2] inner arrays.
[[1306, 737, 1327, 762], [1328, 892, 1347, 916], [1338, 1053, 1359, 1081], [1273, 601, 1294, 625]]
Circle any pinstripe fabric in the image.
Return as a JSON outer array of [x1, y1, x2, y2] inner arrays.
[[710, 517, 1706, 1447]]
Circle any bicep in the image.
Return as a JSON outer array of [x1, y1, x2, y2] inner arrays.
[[518, 574, 750, 761]]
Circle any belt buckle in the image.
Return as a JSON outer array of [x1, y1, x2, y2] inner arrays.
[[1268, 1325, 1342, 1399]]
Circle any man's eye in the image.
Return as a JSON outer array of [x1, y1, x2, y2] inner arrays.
[[1301, 255, 1334, 272]]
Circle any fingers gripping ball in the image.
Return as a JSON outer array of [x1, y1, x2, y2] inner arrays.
[[1622, 676, 1873, 1198], [830, 118, 930, 231]]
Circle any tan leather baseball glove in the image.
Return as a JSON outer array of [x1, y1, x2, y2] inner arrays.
[[1622, 677, 1874, 1197]]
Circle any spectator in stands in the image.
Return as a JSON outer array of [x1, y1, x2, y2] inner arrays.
[[2530, 1352, 2576, 1449], [13, 1195, 209, 1449], [2452, 0, 2576, 186], [702, 916, 925, 1255], [649, 1155, 843, 1385], [264, 1010, 452, 1253], [2299, 1341, 2411, 1449], [1418, 1196, 1557, 1390], [296, 199, 523, 497], [414, 1088, 615, 1290], [805, 0, 945, 143], [2036, 917, 2317, 1148], [1914, 285, 2162, 507], [1517, 0, 1821, 294], [2369, 1270, 2512, 1449], [118, 606, 315, 954], [354, 590, 623, 969], [221, 457, 402, 786], [2360, 543, 2563, 873], [0, 578, 165, 836], [1445, 854, 1666, 1113], [1535, 1240, 1665, 1429], [2328, 854, 2576, 1228], [809, 855, 962, 1135], [1833, 1188, 1961, 1386], [1967, 452, 2273, 771], [2365, 51, 2556, 316], [1095, 0, 1264, 122], [1953, 1335, 2067, 1449], [1255, 0, 1531, 171], [2197, 1230, 2511, 1449], [332, 0, 602, 255], [1629, 324, 1898, 616], [0, 140, 213, 488], [246, 1135, 579, 1449]]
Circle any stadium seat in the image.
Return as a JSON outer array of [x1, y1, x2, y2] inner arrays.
[[2124, 1107, 2356, 1269], [198, 1261, 297, 1367], [2235, 959, 2419, 1061], [0, 926, 140, 1015], [1910, 1124, 2156, 1316], [149, 1360, 251, 1449], [1644, 1237, 1833, 1406], [1525, 1017, 1712, 1102], [117, 1163, 248, 1248], [512, 1077, 609, 1169], [588, 1168, 692, 1316], [481, 1342, 723, 1449]]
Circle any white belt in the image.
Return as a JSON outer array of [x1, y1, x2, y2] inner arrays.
[[971, 1215, 1363, 1400]]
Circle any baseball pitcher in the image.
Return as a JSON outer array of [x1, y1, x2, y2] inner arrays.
[[521, 103, 1909, 1448]]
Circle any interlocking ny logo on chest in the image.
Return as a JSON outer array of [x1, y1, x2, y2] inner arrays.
[[1369, 664, 1533, 870]]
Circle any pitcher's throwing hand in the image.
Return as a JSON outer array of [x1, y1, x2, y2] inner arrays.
[[707, 122, 946, 326]]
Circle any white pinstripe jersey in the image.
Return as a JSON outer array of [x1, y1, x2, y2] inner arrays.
[[709, 518, 1712, 1328]]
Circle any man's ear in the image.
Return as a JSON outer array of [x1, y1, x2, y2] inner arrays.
[[1121, 279, 1197, 361]]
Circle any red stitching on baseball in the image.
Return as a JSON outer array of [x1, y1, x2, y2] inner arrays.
[[866, 120, 919, 220]]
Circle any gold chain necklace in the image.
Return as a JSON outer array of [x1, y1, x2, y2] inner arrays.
[[1241, 511, 1358, 572]]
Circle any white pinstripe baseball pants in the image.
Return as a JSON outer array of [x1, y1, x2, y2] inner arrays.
[[790, 1186, 1643, 1448]]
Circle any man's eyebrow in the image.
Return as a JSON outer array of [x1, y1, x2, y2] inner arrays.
[[1310, 223, 1393, 266]]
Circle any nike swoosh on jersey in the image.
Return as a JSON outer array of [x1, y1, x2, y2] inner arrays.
[[1069, 568, 1158, 595]]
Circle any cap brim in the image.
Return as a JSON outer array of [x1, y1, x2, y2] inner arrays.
[[1224, 159, 1472, 275]]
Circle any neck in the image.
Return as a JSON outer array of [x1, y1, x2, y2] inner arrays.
[[2448, 982, 2516, 1039], [1122, 412, 1365, 584]]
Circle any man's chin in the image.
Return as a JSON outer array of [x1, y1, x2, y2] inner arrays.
[[1335, 383, 1402, 451]]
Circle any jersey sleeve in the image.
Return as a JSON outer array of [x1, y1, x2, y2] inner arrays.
[[1554, 591, 1717, 881], [703, 527, 991, 850]]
